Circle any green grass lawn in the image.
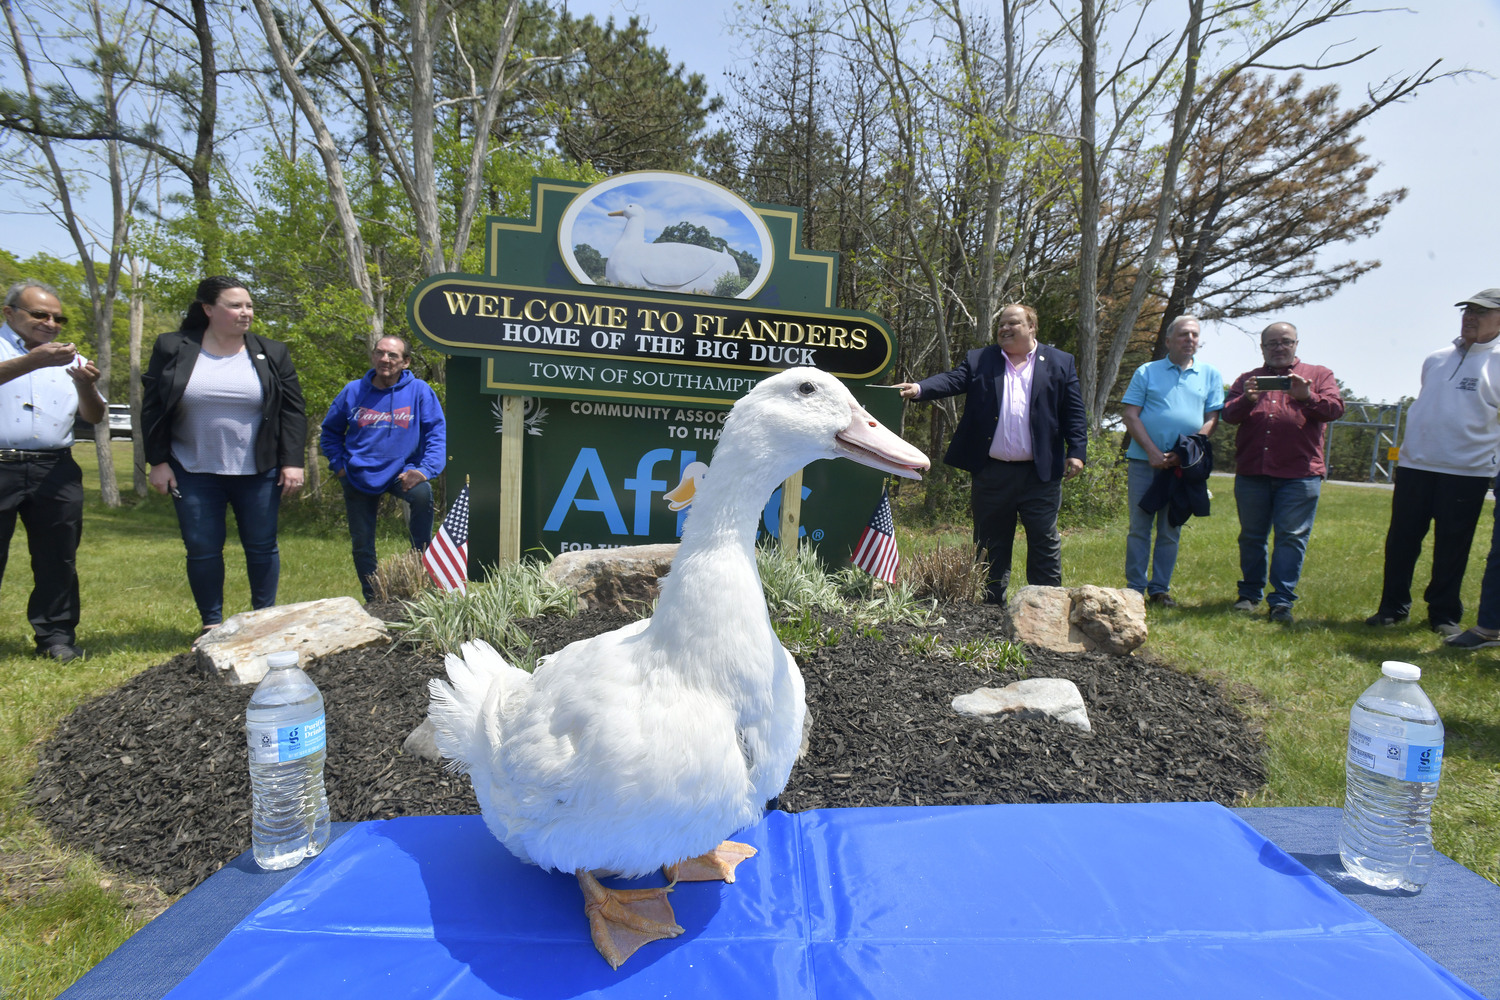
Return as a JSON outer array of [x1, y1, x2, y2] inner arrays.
[[3, 452, 1499, 998]]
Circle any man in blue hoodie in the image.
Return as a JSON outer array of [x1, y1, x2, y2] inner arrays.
[[321, 336, 447, 601]]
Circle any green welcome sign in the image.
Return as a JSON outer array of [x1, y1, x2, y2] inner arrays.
[[408, 170, 902, 576]]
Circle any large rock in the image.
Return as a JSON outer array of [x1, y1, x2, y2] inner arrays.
[[403, 717, 441, 762], [197, 597, 391, 685], [1068, 584, 1148, 654], [1008, 585, 1146, 655], [543, 543, 679, 613], [952, 678, 1092, 732]]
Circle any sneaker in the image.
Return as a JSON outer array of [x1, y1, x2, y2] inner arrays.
[[1149, 592, 1178, 608], [1268, 606, 1294, 624], [1364, 611, 1408, 627], [1232, 598, 1258, 612], [36, 643, 83, 663], [1445, 627, 1500, 649], [1430, 621, 1465, 639]]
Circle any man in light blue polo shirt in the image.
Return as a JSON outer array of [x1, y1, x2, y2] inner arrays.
[[1119, 315, 1224, 606]]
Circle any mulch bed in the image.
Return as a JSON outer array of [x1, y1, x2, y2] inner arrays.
[[26, 602, 1264, 896]]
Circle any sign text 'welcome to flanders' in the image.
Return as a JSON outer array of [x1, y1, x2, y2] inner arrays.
[[409, 277, 893, 405]]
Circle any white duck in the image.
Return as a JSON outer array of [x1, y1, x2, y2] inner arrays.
[[603, 203, 740, 294], [428, 368, 928, 969]]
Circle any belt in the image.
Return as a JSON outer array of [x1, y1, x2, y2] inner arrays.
[[0, 448, 67, 462]]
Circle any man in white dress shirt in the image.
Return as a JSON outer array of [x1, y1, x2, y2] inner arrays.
[[0, 281, 105, 662]]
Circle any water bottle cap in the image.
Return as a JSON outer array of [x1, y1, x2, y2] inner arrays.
[[1381, 660, 1420, 681], [265, 651, 299, 669]]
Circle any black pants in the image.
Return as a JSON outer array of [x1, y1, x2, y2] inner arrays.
[[1377, 465, 1492, 625], [971, 459, 1062, 604], [0, 451, 83, 648]]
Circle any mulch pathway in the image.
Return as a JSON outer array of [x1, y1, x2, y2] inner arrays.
[[26, 602, 1264, 896]]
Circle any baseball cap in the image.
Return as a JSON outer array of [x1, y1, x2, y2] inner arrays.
[[1455, 289, 1500, 309]]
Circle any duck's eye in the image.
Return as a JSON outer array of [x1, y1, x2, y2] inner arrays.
[[798, 381, 817, 395]]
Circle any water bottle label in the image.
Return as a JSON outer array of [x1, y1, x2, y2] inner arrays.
[[246, 714, 327, 764], [1347, 723, 1442, 782]]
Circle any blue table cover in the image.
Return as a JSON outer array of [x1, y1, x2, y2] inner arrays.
[[161, 802, 1483, 999]]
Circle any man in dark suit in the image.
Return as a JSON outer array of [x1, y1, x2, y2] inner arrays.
[[897, 303, 1088, 603]]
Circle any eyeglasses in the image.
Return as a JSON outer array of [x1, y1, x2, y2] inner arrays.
[[20, 308, 67, 325], [1263, 339, 1297, 349]]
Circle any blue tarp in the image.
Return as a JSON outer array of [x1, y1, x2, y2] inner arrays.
[[163, 802, 1483, 999]]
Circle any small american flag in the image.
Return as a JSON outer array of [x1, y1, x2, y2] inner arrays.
[[851, 486, 900, 584], [423, 484, 470, 593]]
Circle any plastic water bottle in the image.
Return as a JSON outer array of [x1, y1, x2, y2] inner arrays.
[[1338, 661, 1444, 891], [246, 650, 330, 870]]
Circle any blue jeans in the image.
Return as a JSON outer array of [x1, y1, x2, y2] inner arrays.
[[171, 462, 281, 626], [342, 476, 433, 601], [1126, 459, 1180, 596], [1234, 475, 1321, 609]]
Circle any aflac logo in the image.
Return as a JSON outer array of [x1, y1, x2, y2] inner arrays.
[[544, 448, 819, 543]]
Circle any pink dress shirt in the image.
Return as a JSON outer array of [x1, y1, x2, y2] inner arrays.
[[988, 346, 1035, 461]]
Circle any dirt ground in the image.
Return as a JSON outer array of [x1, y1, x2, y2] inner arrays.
[[26, 601, 1264, 896]]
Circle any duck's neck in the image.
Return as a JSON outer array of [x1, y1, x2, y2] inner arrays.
[[648, 435, 792, 680]]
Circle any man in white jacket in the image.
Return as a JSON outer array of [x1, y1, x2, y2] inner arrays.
[[1366, 288, 1500, 635]]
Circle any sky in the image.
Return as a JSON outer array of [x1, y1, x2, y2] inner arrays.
[[3, 1, 1496, 404], [566, 0, 1500, 403]]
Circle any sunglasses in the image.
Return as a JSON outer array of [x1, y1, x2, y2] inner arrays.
[[21, 308, 67, 325]]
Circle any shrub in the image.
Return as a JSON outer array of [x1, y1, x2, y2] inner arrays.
[[901, 544, 987, 604], [712, 272, 750, 297], [1059, 432, 1129, 530], [755, 544, 937, 631], [393, 559, 578, 663], [370, 548, 430, 602]]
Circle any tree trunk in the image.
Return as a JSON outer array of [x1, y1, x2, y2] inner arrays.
[[250, 0, 382, 344], [187, 0, 220, 270], [1076, 0, 1099, 427], [1091, 0, 1202, 423], [129, 256, 147, 497]]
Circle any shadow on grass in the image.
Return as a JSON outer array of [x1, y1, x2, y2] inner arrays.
[[1441, 714, 1500, 766]]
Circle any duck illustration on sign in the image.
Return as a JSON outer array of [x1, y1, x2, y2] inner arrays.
[[559, 172, 774, 299], [604, 204, 740, 294]]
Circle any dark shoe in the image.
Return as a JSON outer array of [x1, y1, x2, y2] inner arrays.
[[1232, 598, 1258, 612], [1268, 606, 1294, 624], [1445, 627, 1500, 649], [1430, 621, 1465, 639], [1148, 592, 1178, 608], [37, 643, 83, 663], [1364, 611, 1408, 627]]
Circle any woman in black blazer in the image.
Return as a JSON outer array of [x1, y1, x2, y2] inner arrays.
[[142, 276, 307, 634]]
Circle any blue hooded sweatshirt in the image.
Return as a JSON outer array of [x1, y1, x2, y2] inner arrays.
[[320, 369, 446, 494]]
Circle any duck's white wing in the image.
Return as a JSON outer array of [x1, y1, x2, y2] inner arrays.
[[477, 620, 758, 877], [639, 244, 735, 289], [739, 640, 807, 805]]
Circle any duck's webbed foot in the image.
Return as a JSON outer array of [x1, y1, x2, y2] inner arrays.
[[663, 840, 758, 883], [577, 868, 683, 969]]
